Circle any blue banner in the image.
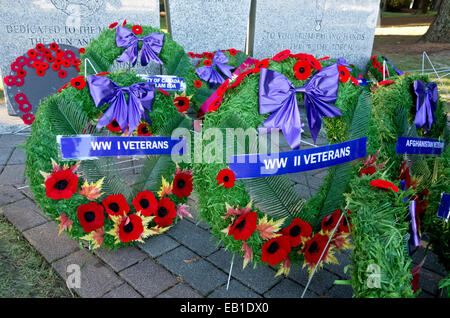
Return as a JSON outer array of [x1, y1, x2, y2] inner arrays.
[[57, 135, 185, 160], [145, 75, 185, 91], [229, 137, 367, 179], [396, 137, 445, 155], [437, 193, 450, 220]]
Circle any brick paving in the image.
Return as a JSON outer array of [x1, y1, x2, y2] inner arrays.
[[0, 132, 446, 298]]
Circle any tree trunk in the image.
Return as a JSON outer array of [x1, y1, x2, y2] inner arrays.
[[433, 0, 443, 11], [413, 0, 423, 9], [422, 0, 450, 42]]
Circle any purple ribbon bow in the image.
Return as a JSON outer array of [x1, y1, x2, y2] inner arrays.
[[259, 64, 342, 149], [414, 80, 438, 133], [116, 26, 164, 66], [87, 75, 155, 134], [195, 51, 234, 87]]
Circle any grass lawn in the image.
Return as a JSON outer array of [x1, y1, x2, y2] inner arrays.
[[381, 11, 437, 18], [0, 213, 73, 298]]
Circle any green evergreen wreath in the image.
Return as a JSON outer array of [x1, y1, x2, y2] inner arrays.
[[192, 52, 370, 275], [345, 71, 449, 297], [25, 24, 196, 249]]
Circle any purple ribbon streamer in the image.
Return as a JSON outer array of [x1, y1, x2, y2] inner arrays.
[[400, 180, 420, 247], [381, 56, 404, 76], [258, 64, 342, 149], [195, 51, 234, 87], [414, 80, 438, 133], [87, 75, 155, 134], [116, 26, 164, 66]]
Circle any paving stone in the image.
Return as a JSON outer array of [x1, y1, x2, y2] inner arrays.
[[2, 198, 47, 232], [323, 250, 353, 279], [23, 222, 79, 263], [157, 246, 227, 296], [185, 198, 210, 230], [0, 164, 25, 185], [167, 219, 218, 257], [313, 168, 328, 179], [138, 234, 180, 258], [412, 247, 446, 276], [95, 247, 147, 272], [289, 266, 340, 296], [264, 279, 317, 298], [7, 147, 26, 164], [102, 284, 143, 298], [157, 283, 203, 298], [208, 280, 261, 298], [325, 284, 353, 298], [418, 267, 443, 296], [0, 134, 28, 146], [53, 249, 123, 298], [0, 147, 13, 165], [0, 184, 25, 205], [207, 248, 281, 294], [119, 258, 177, 298]]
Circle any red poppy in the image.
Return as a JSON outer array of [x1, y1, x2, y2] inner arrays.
[[154, 197, 177, 227], [10, 61, 21, 72], [58, 83, 70, 93], [14, 76, 24, 86], [188, 52, 195, 58], [303, 233, 330, 265], [338, 65, 350, 83], [18, 102, 32, 113], [228, 211, 257, 240], [254, 58, 269, 69], [293, 60, 312, 80], [17, 69, 27, 78], [39, 62, 49, 70], [56, 50, 64, 58], [72, 58, 81, 66], [173, 96, 190, 112], [79, 48, 86, 54], [122, 19, 127, 26], [203, 59, 212, 66], [172, 172, 193, 199], [46, 55, 55, 63], [102, 194, 129, 218], [137, 122, 151, 136], [229, 48, 237, 56], [42, 48, 52, 56], [50, 42, 59, 51], [360, 166, 376, 177], [14, 93, 28, 104], [370, 179, 399, 193], [22, 113, 35, 125], [58, 70, 67, 78], [194, 80, 202, 88], [44, 169, 79, 200], [70, 76, 86, 90], [132, 25, 143, 35], [36, 43, 44, 51], [321, 209, 342, 233], [338, 210, 352, 233], [16, 56, 27, 64], [63, 51, 75, 60], [281, 218, 312, 247], [62, 60, 71, 68], [195, 53, 204, 58], [27, 49, 37, 58], [272, 49, 291, 62], [261, 235, 291, 266], [208, 95, 223, 113], [350, 76, 359, 86], [3, 75, 15, 86], [106, 119, 121, 132], [55, 57, 63, 64], [77, 202, 105, 233], [109, 22, 119, 29], [52, 63, 61, 71], [132, 190, 158, 216], [306, 56, 322, 71], [229, 71, 250, 89], [216, 168, 235, 188], [206, 52, 214, 60], [373, 60, 381, 69], [35, 69, 45, 77], [118, 214, 144, 243]]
